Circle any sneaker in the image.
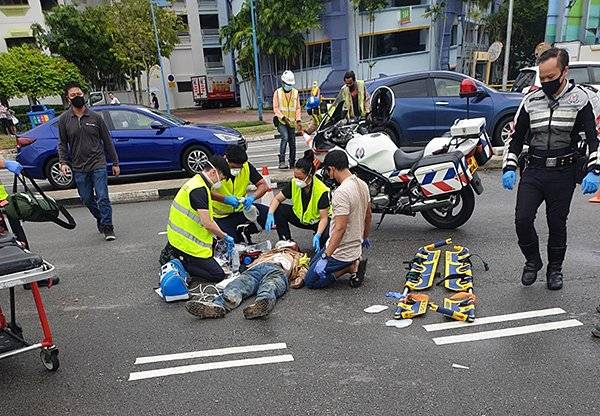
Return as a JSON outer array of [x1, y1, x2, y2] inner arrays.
[[185, 300, 226, 319], [104, 225, 116, 241], [243, 299, 274, 319], [278, 161, 288, 169], [349, 259, 368, 288]]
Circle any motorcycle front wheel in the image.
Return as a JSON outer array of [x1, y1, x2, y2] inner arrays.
[[421, 186, 475, 229]]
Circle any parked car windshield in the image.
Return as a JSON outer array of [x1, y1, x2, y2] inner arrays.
[[146, 108, 190, 126], [511, 70, 536, 92]]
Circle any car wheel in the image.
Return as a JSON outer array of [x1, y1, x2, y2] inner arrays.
[[493, 115, 514, 147], [182, 145, 212, 176], [45, 157, 74, 190]]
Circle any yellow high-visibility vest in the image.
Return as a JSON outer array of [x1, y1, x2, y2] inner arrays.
[[167, 174, 214, 258], [212, 162, 250, 219]]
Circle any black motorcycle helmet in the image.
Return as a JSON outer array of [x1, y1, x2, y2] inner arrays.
[[369, 86, 394, 127]]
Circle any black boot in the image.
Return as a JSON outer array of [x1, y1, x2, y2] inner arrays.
[[519, 242, 543, 286], [546, 246, 566, 290]]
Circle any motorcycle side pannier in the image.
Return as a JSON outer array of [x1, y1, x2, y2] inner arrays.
[[411, 151, 470, 197]]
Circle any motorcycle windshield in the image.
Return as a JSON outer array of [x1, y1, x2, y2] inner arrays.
[[316, 97, 346, 133]]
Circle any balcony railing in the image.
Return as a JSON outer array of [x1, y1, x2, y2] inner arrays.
[[198, 0, 217, 12]]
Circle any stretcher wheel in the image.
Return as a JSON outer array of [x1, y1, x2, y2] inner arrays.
[[40, 347, 60, 371]]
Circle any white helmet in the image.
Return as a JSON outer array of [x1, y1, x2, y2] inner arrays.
[[281, 70, 295, 86]]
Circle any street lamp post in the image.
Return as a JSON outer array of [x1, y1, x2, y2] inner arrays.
[[249, 0, 263, 122], [501, 0, 514, 91], [150, 0, 171, 113]]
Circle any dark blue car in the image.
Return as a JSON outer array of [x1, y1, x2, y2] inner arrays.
[[367, 71, 523, 147], [16, 104, 246, 189]]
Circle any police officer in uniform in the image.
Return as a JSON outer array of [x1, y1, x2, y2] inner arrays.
[[502, 48, 600, 290]]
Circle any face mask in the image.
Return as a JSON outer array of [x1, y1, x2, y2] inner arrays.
[[541, 72, 564, 97], [283, 84, 292, 92], [230, 168, 241, 177], [71, 95, 85, 109], [294, 178, 307, 189], [212, 179, 222, 190]]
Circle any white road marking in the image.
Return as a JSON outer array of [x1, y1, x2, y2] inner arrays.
[[134, 342, 288, 365], [157, 231, 167, 235], [452, 363, 470, 369], [128, 354, 294, 381], [432, 319, 583, 345], [422, 307, 566, 332]]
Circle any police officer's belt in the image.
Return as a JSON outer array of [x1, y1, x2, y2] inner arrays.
[[528, 152, 577, 168]]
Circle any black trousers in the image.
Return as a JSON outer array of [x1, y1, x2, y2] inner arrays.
[[273, 203, 329, 247], [215, 203, 269, 243], [515, 165, 576, 250], [160, 243, 225, 283]]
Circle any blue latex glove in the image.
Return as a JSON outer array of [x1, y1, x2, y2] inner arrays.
[[314, 255, 328, 278], [312, 233, 321, 252], [502, 170, 516, 190], [224, 234, 235, 256], [224, 195, 241, 208], [4, 160, 23, 175], [243, 195, 256, 210], [265, 212, 275, 231], [582, 172, 600, 194], [362, 238, 371, 250]]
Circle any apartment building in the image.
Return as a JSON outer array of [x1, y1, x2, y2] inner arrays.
[[0, 0, 63, 52]]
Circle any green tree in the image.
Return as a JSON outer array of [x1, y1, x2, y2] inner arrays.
[[0, 46, 85, 104], [220, 0, 324, 80], [105, 0, 180, 103], [485, 0, 548, 78], [32, 5, 121, 91]]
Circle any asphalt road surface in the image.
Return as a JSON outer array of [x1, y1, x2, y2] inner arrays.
[[1, 171, 599, 416]]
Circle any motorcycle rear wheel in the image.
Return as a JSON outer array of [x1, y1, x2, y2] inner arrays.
[[421, 186, 475, 229]]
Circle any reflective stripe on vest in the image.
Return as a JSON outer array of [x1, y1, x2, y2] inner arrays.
[[212, 162, 250, 218], [167, 174, 214, 258], [0, 181, 7, 202], [342, 80, 366, 118], [291, 176, 331, 225], [278, 88, 299, 125]]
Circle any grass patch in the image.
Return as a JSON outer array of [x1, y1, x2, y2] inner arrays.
[[221, 120, 268, 129], [235, 124, 276, 136], [0, 135, 16, 150]]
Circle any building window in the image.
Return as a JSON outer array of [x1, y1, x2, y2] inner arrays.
[[40, 0, 57, 11], [203, 47, 223, 68], [359, 0, 425, 10], [273, 41, 332, 72], [5, 37, 35, 49], [360, 28, 428, 60], [0, 0, 29, 5], [200, 14, 219, 35], [450, 24, 458, 47], [177, 81, 193, 93], [177, 15, 189, 36]]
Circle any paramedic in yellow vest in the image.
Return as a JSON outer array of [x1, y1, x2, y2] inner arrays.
[[273, 70, 303, 169], [164, 155, 234, 283], [337, 70, 370, 120], [0, 159, 23, 201], [264, 150, 331, 252], [211, 145, 270, 243]]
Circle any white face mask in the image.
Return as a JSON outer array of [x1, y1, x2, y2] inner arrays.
[[294, 178, 308, 189], [230, 168, 241, 177], [212, 180, 222, 190]]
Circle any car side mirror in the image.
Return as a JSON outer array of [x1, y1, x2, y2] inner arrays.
[[151, 121, 167, 130]]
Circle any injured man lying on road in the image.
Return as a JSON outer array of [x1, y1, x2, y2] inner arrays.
[[185, 245, 309, 320]]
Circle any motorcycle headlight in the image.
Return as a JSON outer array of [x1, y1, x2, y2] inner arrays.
[[215, 133, 242, 142]]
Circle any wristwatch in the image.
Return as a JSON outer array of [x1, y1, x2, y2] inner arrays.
[[321, 252, 328, 260]]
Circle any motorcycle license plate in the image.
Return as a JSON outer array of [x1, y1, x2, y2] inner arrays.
[[467, 155, 478, 174]]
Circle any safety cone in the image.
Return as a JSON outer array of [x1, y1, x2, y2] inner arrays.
[[589, 188, 600, 203], [260, 166, 275, 207]]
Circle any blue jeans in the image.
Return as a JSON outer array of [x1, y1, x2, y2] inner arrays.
[[277, 124, 296, 165], [73, 168, 113, 226], [304, 248, 355, 289], [212, 263, 288, 311]]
